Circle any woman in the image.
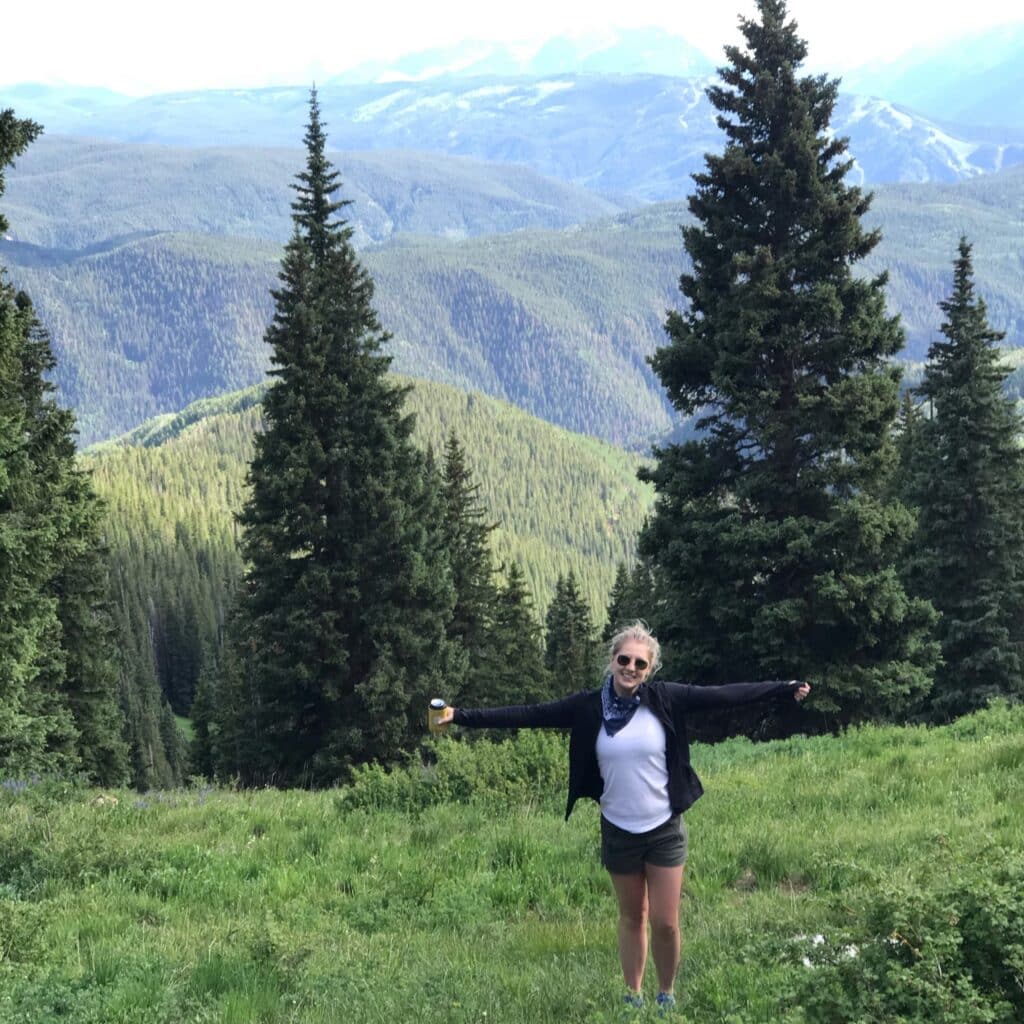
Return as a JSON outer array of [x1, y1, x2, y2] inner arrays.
[[436, 621, 811, 1016]]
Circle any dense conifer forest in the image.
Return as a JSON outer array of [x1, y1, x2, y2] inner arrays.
[[87, 380, 653, 764]]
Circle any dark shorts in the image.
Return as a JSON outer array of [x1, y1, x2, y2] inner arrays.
[[600, 813, 689, 875]]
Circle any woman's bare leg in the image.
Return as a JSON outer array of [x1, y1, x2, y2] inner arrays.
[[609, 871, 649, 993], [645, 863, 684, 994]]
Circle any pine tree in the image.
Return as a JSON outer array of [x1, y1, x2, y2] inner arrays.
[[892, 392, 925, 502], [639, 0, 936, 723], [21, 303, 128, 784], [603, 561, 656, 641], [1, 110, 128, 782], [197, 611, 253, 782], [0, 110, 40, 236], [1, 112, 47, 774], [440, 431, 498, 661], [544, 571, 600, 694], [471, 561, 549, 707], [111, 568, 185, 788], [1, 283, 64, 774], [903, 239, 1024, 719], [227, 91, 463, 786]]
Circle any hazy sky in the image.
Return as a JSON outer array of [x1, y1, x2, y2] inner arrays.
[[4, 0, 1022, 94]]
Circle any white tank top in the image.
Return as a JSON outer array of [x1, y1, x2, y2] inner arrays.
[[595, 705, 673, 833]]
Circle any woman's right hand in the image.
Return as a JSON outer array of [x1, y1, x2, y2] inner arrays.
[[436, 707, 456, 729]]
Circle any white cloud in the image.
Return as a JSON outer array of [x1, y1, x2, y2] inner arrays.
[[2, 0, 1022, 94]]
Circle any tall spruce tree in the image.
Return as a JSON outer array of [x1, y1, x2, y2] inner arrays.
[[639, 0, 936, 724], [0, 110, 40, 236], [440, 430, 498, 663], [228, 92, 463, 786], [473, 561, 550, 707], [1, 280, 65, 774], [544, 571, 600, 694], [20, 300, 128, 783], [902, 239, 1024, 719], [1, 112, 46, 774], [1, 110, 128, 782], [109, 569, 185, 789], [603, 561, 656, 641]]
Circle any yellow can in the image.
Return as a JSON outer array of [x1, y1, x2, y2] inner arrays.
[[427, 698, 448, 733]]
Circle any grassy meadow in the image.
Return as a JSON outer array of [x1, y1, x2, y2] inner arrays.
[[1, 704, 1022, 1024]]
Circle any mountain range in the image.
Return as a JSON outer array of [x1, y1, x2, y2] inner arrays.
[[4, 74, 1023, 202], [841, 22, 1024, 130], [3, 135, 1023, 448], [3, 25, 1024, 449], [1, 136, 625, 250]]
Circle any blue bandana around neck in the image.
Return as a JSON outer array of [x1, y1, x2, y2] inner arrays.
[[601, 674, 643, 736]]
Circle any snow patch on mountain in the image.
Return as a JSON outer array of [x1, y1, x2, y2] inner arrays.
[[845, 97, 915, 131], [930, 131, 982, 173], [834, 95, 1024, 182], [399, 93, 460, 116], [352, 90, 414, 122], [463, 85, 518, 100], [522, 81, 576, 106]]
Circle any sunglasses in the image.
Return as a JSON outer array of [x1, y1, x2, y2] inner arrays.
[[616, 654, 649, 671]]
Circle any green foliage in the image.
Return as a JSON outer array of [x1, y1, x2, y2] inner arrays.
[[0, 283, 62, 775], [641, 0, 937, 724], [439, 431, 499, 663], [471, 560, 552, 709], [786, 851, 1024, 1023], [85, 378, 652, 755], [603, 560, 656, 640], [337, 729, 569, 814], [226, 91, 464, 785], [0, 109, 42, 234], [436, 430, 554, 709], [544, 571, 601, 695], [901, 239, 1024, 720], [1, 111, 129, 786]]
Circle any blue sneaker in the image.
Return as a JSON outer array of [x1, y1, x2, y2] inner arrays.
[[656, 992, 677, 1016], [622, 991, 645, 1015]]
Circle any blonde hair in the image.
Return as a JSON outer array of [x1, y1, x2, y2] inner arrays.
[[607, 620, 661, 675]]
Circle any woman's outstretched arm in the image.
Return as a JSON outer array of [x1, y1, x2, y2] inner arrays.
[[662, 679, 810, 710], [435, 692, 585, 731]]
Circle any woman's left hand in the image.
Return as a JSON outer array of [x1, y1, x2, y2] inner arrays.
[[792, 682, 811, 701]]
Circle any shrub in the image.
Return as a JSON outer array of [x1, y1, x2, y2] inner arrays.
[[944, 699, 1024, 740], [784, 848, 1024, 1024], [335, 730, 569, 814]]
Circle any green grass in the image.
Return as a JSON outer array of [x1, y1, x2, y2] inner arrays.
[[1, 703, 1022, 1023]]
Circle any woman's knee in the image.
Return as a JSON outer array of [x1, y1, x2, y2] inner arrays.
[[619, 902, 648, 929], [618, 894, 648, 930]]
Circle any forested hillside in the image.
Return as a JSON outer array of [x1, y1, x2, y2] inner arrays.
[[6, 166, 1024, 447], [869, 166, 1024, 354], [6, 233, 277, 441], [5, 221, 682, 446], [2, 136, 625, 250], [87, 378, 653, 716]]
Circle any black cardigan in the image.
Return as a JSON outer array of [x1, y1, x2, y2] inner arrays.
[[453, 679, 802, 820]]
